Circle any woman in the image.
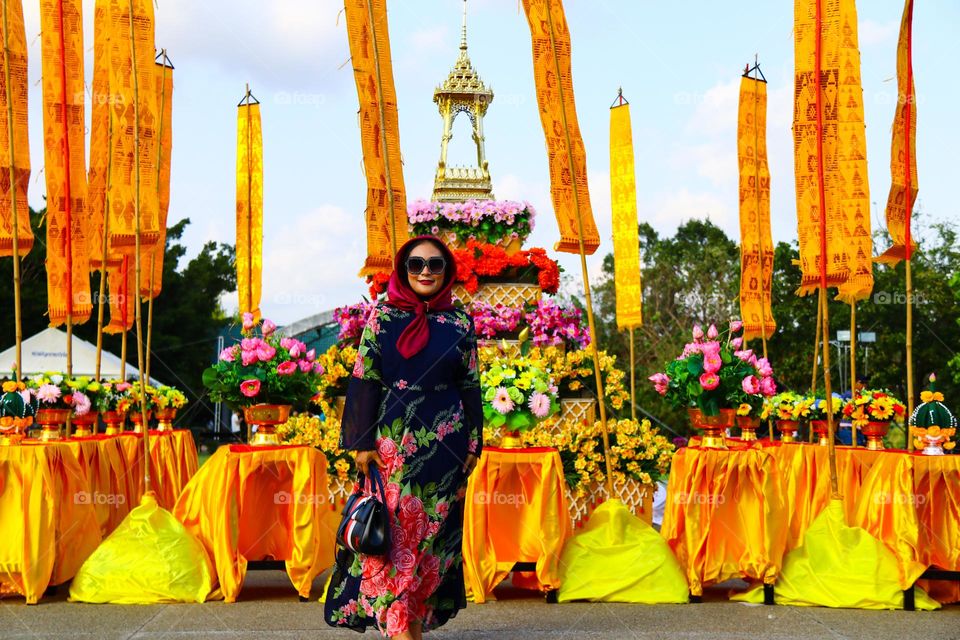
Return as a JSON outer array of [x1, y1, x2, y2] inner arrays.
[[326, 236, 482, 639]]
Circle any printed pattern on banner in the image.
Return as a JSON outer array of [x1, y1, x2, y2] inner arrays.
[[738, 76, 775, 341], [106, 0, 159, 255], [343, 0, 408, 276], [522, 0, 599, 256], [236, 101, 262, 321], [0, 0, 32, 257], [609, 103, 641, 330], [40, 0, 92, 325], [105, 254, 134, 333], [144, 62, 173, 298], [793, 0, 873, 302], [88, 0, 116, 271], [879, 0, 917, 265]]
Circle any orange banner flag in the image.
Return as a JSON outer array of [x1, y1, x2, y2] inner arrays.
[[236, 96, 262, 320], [793, 0, 873, 303], [738, 75, 775, 341], [106, 0, 159, 256], [144, 59, 173, 298], [878, 0, 917, 265], [88, 0, 114, 273], [40, 0, 92, 326], [609, 101, 641, 330], [343, 0, 408, 276], [521, 0, 599, 256], [0, 0, 32, 258], [104, 254, 134, 334]]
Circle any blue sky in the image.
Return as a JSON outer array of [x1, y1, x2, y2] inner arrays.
[[20, 0, 960, 325]]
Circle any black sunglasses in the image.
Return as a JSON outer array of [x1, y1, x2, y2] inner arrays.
[[405, 256, 446, 275]]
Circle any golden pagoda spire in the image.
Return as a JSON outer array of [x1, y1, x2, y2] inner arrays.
[[432, 0, 494, 202]]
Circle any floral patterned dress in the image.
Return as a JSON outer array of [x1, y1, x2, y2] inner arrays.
[[325, 301, 483, 636]]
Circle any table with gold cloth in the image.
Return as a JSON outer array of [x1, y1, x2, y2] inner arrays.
[[0, 443, 101, 604], [463, 446, 571, 603], [117, 430, 199, 509], [173, 444, 335, 603], [63, 435, 136, 537], [665, 441, 960, 602]]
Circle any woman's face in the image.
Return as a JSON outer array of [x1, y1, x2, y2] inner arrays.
[[405, 241, 446, 299]]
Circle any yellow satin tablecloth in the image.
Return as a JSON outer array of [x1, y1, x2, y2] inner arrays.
[[117, 430, 199, 509], [173, 444, 334, 602], [463, 446, 571, 603], [0, 443, 102, 603], [661, 444, 787, 596], [64, 435, 136, 537]]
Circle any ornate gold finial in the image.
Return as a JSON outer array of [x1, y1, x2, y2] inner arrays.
[[432, 0, 494, 202]]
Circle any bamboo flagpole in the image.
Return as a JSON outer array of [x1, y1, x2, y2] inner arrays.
[[808, 299, 821, 443], [752, 57, 769, 361], [56, 0, 75, 439], [629, 326, 636, 422], [850, 303, 858, 447], [94, 85, 113, 382]]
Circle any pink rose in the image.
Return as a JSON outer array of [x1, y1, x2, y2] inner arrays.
[[706, 324, 719, 339], [257, 344, 277, 362], [240, 338, 259, 351], [276, 361, 297, 375], [703, 354, 722, 374], [760, 376, 777, 396], [692, 324, 704, 340], [314, 362, 324, 374], [756, 357, 773, 378], [242, 312, 255, 331], [262, 319, 277, 336], [353, 357, 365, 378], [701, 341, 721, 357], [298, 359, 313, 373], [239, 379, 261, 397], [220, 347, 236, 362], [306, 349, 316, 362], [289, 344, 301, 359], [742, 375, 761, 395], [280, 337, 295, 350], [400, 494, 424, 522], [390, 546, 417, 575], [377, 437, 400, 468], [730, 337, 743, 349], [730, 320, 743, 333], [734, 349, 754, 362], [384, 482, 402, 512], [385, 600, 409, 637], [699, 372, 720, 391], [241, 349, 258, 366]]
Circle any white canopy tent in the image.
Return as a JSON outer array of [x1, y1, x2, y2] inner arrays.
[[0, 328, 162, 385]]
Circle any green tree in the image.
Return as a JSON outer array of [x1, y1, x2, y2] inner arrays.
[[0, 209, 236, 426]]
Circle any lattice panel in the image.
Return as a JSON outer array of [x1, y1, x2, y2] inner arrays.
[[555, 398, 596, 434], [567, 478, 653, 527], [453, 282, 541, 307]]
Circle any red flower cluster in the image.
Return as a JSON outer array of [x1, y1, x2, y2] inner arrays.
[[366, 271, 391, 299], [452, 240, 560, 295]]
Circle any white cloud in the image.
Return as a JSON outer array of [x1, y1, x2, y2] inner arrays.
[[684, 77, 740, 137], [859, 19, 899, 47], [409, 26, 450, 53]]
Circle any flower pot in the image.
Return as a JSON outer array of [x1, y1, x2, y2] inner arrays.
[[689, 408, 733, 449], [776, 419, 800, 443], [102, 410, 127, 436], [861, 421, 889, 451], [244, 404, 292, 446], [500, 429, 523, 449], [810, 419, 832, 446], [72, 412, 99, 437], [130, 410, 153, 434], [736, 415, 761, 442], [155, 407, 177, 432], [36, 408, 71, 441]]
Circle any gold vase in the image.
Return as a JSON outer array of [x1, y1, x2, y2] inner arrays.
[[72, 412, 99, 437], [689, 408, 732, 449], [500, 429, 523, 449], [155, 407, 177, 432], [861, 421, 889, 451], [736, 415, 761, 442], [810, 419, 831, 446], [130, 410, 153, 434], [777, 420, 800, 443], [102, 410, 127, 435], [245, 404, 292, 446], [36, 408, 71, 441]]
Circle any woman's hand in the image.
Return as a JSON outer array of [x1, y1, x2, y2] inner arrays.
[[355, 450, 385, 476], [463, 454, 479, 477]]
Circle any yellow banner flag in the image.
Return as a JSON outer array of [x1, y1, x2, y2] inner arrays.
[[104, 254, 134, 334], [879, 0, 917, 266], [88, 0, 113, 272], [40, 0, 92, 326], [343, 0, 408, 276], [236, 99, 262, 320], [793, 0, 873, 303], [738, 75, 775, 341], [522, 0, 599, 256], [0, 0, 32, 258], [144, 60, 173, 298], [106, 0, 159, 256], [609, 102, 641, 330]]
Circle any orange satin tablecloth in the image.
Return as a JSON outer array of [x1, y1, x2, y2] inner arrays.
[[661, 444, 787, 596], [0, 443, 102, 603], [852, 451, 960, 602], [463, 446, 571, 603], [63, 435, 136, 537], [173, 444, 334, 603], [117, 430, 199, 509]]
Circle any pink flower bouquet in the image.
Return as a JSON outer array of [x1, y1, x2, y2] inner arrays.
[[407, 199, 536, 247]]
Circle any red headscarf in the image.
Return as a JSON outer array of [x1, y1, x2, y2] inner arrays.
[[384, 235, 457, 359]]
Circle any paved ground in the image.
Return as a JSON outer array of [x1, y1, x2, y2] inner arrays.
[[2, 571, 959, 640]]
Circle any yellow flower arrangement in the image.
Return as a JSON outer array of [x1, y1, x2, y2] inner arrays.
[[312, 344, 358, 416], [276, 413, 356, 480]]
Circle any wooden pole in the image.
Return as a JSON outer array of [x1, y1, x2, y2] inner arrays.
[[808, 298, 821, 443], [543, 3, 614, 498], [145, 252, 155, 382], [850, 303, 858, 448], [94, 98, 114, 382], [1, 0, 22, 384], [127, 0, 151, 495], [820, 289, 839, 495], [629, 326, 636, 422], [752, 57, 769, 361], [56, 0, 75, 439], [906, 258, 914, 451]]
